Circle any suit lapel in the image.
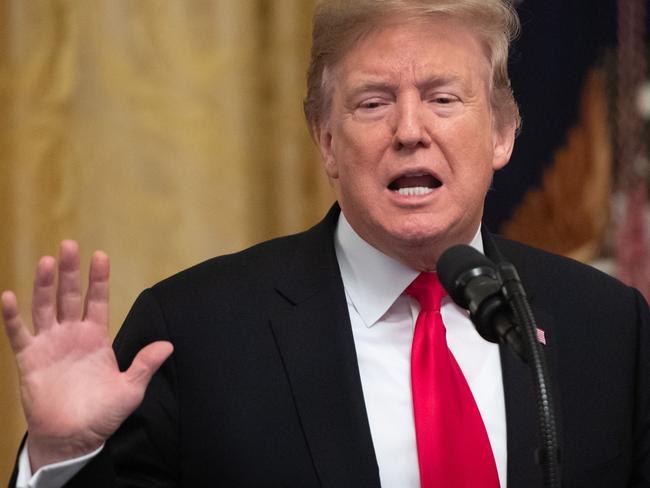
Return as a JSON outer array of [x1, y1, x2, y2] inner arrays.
[[484, 229, 563, 488], [269, 206, 381, 488]]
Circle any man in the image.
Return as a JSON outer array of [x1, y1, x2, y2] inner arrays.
[[3, 0, 649, 486]]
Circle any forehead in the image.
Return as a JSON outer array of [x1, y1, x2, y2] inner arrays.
[[334, 17, 491, 92]]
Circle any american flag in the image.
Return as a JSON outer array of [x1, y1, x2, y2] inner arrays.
[[536, 328, 546, 345]]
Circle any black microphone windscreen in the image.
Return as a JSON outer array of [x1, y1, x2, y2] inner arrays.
[[437, 245, 496, 304]]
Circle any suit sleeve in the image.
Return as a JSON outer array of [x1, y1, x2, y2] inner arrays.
[[63, 288, 180, 487]]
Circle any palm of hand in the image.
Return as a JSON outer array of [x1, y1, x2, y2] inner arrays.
[[1, 241, 173, 469], [18, 319, 135, 447]]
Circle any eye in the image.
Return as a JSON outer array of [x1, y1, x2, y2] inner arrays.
[[359, 100, 386, 110], [434, 97, 453, 104], [430, 95, 459, 105]]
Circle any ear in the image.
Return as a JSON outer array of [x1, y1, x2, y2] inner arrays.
[[316, 122, 339, 179], [491, 120, 516, 171]]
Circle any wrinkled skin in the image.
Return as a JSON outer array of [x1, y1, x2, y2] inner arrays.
[[317, 18, 516, 270]]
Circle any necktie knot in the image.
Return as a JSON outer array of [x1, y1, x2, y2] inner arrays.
[[406, 272, 446, 311]]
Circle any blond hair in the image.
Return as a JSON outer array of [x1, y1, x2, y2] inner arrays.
[[304, 0, 521, 136]]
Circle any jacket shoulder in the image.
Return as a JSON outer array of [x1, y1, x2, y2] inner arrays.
[[150, 231, 305, 302], [491, 235, 640, 307]]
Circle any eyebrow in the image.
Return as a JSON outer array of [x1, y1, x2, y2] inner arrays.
[[345, 74, 465, 99], [345, 80, 400, 99]]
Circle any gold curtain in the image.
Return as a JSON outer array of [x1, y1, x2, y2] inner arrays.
[[0, 1, 333, 482]]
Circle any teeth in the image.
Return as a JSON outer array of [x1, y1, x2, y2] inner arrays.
[[396, 186, 434, 196]]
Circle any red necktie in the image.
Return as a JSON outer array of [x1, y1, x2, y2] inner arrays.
[[407, 272, 499, 487]]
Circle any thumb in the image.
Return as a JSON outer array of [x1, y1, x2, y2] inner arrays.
[[124, 341, 174, 390]]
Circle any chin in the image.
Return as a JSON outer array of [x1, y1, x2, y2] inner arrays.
[[400, 211, 450, 235], [384, 219, 450, 249], [387, 210, 479, 252]]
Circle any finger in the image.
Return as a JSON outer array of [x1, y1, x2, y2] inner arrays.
[[31, 256, 57, 332], [124, 341, 174, 391], [56, 240, 83, 323], [1, 291, 32, 352], [83, 251, 110, 326]]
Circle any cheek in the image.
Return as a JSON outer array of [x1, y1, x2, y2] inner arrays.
[[334, 129, 383, 176], [446, 122, 496, 171], [444, 142, 496, 199]]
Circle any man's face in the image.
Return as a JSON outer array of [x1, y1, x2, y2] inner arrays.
[[317, 18, 515, 269]]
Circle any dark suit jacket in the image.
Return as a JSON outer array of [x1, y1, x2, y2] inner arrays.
[[11, 205, 650, 487]]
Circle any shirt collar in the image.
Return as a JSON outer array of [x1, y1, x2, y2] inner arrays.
[[334, 212, 484, 328]]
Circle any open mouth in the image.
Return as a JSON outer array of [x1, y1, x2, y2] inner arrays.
[[388, 172, 442, 196]]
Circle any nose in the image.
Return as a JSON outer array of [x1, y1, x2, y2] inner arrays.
[[392, 95, 432, 150]]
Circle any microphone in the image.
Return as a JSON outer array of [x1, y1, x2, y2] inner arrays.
[[437, 245, 524, 360], [438, 244, 562, 487]]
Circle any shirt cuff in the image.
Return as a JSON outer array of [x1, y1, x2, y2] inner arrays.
[[16, 442, 104, 488]]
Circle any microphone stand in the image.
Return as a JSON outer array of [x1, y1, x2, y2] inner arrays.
[[497, 263, 561, 488], [438, 244, 562, 488]]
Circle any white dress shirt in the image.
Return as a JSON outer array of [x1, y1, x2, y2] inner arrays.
[[17, 212, 507, 488], [16, 444, 102, 488], [334, 213, 507, 488]]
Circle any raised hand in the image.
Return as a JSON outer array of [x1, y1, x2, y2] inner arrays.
[[1, 241, 173, 472]]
